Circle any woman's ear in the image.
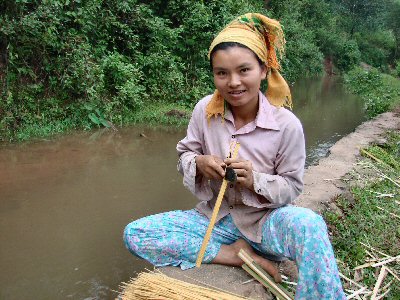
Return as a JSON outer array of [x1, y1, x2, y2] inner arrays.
[[261, 64, 268, 80]]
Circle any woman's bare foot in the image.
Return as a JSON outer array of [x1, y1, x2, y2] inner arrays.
[[211, 239, 282, 282]]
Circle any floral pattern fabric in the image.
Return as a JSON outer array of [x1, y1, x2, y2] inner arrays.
[[123, 206, 346, 300]]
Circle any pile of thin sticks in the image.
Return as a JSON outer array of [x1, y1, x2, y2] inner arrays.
[[339, 242, 400, 300], [118, 270, 250, 300], [336, 147, 400, 299]]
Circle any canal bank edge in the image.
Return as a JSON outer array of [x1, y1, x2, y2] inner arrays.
[[125, 109, 400, 300]]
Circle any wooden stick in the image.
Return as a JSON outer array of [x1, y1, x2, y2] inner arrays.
[[376, 288, 391, 300], [359, 148, 387, 166], [238, 249, 292, 299], [241, 264, 293, 300], [372, 255, 400, 268], [360, 242, 391, 258], [380, 279, 393, 292], [371, 267, 388, 300], [376, 206, 400, 219], [195, 143, 240, 267], [386, 267, 400, 282], [238, 248, 282, 283], [339, 272, 365, 289], [370, 191, 395, 198], [354, 261, 375, 270], [347, 287, 367, 299], [364, 160, 400, 188], [239, 255, 292, 300]]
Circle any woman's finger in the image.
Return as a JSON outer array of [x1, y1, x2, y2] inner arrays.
[[234, 168, 248, 178]]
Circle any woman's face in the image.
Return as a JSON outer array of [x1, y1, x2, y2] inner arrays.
[[212, 46, 267, 112]]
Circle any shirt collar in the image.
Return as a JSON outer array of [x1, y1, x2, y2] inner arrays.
[[223, 91, 280, 131], [256, 91, 280, 131]]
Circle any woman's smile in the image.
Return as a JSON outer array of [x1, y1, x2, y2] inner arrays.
[[212, 46, 266, 113], [228, 89, 246, 97]]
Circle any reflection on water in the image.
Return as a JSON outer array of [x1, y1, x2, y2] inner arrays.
[[293, 76, 365, 165], [0, 76, 364, 299]]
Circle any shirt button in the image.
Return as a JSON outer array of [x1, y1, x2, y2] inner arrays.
[[257, 189, 261, 193], [229, 205, 234, 209], [232, 135, 235, 138]]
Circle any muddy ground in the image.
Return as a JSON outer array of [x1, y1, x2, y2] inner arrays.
[[158, 109, 400, 300]]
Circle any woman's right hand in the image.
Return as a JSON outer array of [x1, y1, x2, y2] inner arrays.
[[195, 155, 226, 180]]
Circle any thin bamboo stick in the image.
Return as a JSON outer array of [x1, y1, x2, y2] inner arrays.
[[338, 272, 365, 289], [359, 148, 388, 166], [360, 242, 391, 258], [195, 142, 240, 267], [375, 206, 400, 219], [372, 254, 400, 268], [375, 288, 391, 300], [238, 249, 293, 300], [242, 265, 293, 300], [353, 261, 375, 270], [371, 267, 388, 300], [386, 267, 400, 283], [347, 287, 367, 299]]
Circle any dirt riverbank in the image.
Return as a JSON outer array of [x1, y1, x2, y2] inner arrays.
[[132, 109, 400, 299]]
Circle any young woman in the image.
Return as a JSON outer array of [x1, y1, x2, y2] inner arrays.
[[124, 13, 346, 299]]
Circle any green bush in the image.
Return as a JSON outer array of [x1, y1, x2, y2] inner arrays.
[[355, 30, 396, 70], [335, 39, 361, 72], [396, 60, 400, 77], [344, 67, 400, 118], [1, 0, 400, 141]]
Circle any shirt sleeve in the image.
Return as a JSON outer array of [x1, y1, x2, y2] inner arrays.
[[241, 118, 305, 208], [176, 100, 213, 201]]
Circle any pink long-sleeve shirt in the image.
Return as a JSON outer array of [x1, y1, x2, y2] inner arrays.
[[176, 91, 305, 243]]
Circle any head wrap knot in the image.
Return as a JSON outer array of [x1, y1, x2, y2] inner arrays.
[[206, 13, 292, 122]]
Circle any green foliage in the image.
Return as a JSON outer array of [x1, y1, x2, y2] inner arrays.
[[279, 17, 324, 82], [334, 39, 362, 72], [1, 0, 400, 141], [396, 60, 400, 77], [355, 30, 396, 70], [344, 67, 400, 117]]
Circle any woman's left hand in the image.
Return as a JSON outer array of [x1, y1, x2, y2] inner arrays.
[[224, 158, 254, 191]]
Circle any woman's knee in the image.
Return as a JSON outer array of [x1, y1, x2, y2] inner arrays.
[[123, 220, 143, 254], [289, 208, 328, 236]]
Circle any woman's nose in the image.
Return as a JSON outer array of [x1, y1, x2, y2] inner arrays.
[[228, 74, 240, 87]]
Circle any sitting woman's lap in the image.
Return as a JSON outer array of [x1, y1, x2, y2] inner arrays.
[[123, 209, 242, 269], [123, 206, 320, 269]]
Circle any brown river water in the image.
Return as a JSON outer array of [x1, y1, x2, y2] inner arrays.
[[0, 76, 365, 299]]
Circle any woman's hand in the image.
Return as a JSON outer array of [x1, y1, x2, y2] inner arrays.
[[195, 155, 226, 180], [224, 158, 254, 191]]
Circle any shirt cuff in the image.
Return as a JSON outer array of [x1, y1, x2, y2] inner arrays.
[[180, 154, 213, 201], [241, 170, 282, 209]]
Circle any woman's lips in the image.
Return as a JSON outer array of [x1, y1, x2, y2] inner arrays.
[[228, 90, 246, 96]]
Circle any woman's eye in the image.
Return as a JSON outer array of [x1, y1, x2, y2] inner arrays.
[[216, 71, 226, 76], [241, 68, 250, 73]]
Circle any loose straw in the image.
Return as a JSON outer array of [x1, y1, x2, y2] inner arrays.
[[119, 271, 250, 300], [196, 142, 241, 267]]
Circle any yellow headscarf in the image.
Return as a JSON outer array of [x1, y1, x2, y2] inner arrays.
[[206, 13, 292, 121]]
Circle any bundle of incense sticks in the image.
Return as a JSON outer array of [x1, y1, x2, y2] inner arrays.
[[238, 249, 294, 300]]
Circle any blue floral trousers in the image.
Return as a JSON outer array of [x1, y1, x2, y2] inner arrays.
[[123, 206, 346, 300]]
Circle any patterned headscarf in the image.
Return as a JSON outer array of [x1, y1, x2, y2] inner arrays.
[[206, 13, 292, 121]]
